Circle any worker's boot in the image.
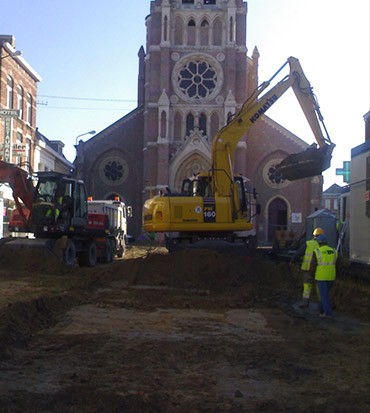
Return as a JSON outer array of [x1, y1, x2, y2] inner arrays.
[[299, 298, 310, 309]]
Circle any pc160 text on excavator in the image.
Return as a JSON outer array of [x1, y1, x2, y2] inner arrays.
[[142, 56, 335, 253]]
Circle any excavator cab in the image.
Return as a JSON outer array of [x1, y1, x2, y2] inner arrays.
[[31, 172, 88, 236], [181, 174, 213, 197], [277, 143, 334, 181]]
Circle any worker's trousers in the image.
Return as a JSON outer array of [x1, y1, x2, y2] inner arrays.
[[302, 272, 313, 299], [316, 280, 334, 316]]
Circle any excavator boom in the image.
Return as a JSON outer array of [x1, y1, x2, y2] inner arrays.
[[0, 160, 35, 228], [211, 56, 334, 188]]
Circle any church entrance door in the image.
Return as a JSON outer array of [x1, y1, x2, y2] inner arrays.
[[267, 198, 288, 242]]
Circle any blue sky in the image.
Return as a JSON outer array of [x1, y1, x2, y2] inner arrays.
[[1, 0, 369, 189]]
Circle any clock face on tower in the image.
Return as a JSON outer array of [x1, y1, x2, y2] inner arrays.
[[172, 53, 223, 102]]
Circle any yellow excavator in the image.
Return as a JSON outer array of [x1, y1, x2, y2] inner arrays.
[[143, 56, 335, 253]]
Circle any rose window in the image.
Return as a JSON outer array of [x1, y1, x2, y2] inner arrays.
[[99, 156, 129, 186], [178, 61, 217, 99], [263, 159, 290, 189], [104, 161, 125, 182]]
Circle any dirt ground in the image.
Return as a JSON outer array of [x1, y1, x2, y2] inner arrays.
[[0, 242, 369, 413]]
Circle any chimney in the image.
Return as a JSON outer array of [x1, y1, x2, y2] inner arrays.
[[0, 35, 15, 47]]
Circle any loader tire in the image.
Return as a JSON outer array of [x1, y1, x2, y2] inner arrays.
[[102, 239, 114, 263], [63, 240, 76, 267], [116, 241, 125, 259], [79, 242, 97, 267]]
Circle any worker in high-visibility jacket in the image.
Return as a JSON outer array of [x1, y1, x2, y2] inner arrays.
[[290, 227, 325, 308], [309, 234, 338, 318]]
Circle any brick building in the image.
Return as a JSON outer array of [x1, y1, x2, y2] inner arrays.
[[0, 35, 73, 237], [76, 0, 323, 243], [0, 35, 41, 167]]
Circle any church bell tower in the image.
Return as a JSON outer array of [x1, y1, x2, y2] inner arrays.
[[142, 0, 251, 196]]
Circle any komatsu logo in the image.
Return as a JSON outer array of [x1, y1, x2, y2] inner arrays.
[[250, 95, 278, 123]]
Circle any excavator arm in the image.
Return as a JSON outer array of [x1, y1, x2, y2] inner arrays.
[[0, 160, 35, 228], [211, 56, 335, 196]]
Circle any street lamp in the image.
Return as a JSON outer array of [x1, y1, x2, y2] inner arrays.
[[75, 130, 96, 148]]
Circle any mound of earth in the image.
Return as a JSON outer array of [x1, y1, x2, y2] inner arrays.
[[0, 244, 368, 412]]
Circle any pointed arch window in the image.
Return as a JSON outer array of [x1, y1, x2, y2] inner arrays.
[[175, 17, 184, 44], [213, 18, 222, 46], [187, 19, 196, 46], [160, 111, 167, 139], [210, 112, 220, 141], [163, 15, 168, 42], [186, 113, 194, 136], [229, 17, 234, 42], [200, 19, 209, 46], [174, 112, 182, 141], [199, 113, 207, 135]]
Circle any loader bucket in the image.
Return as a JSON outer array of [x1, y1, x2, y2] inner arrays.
[[276, 145, 334, 181]]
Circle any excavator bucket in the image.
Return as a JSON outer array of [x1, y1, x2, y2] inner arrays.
[[276, 144, 334, 181]]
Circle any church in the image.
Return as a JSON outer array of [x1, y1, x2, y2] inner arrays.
[[75, 0, 323, 244]]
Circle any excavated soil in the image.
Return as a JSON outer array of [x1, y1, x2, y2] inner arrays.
[[0, 242, 369, 413]]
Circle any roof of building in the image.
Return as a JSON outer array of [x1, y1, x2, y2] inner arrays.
[[323, 183, 344, 195]]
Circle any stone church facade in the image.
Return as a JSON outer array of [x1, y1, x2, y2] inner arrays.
[[76, 0, 322, 243]]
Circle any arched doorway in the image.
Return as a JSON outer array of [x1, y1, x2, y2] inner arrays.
[[267, 197, 288, 242]]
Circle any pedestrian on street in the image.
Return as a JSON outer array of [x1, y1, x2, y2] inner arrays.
[[290, 227, 325, 308], [309, 234, 338, 318]]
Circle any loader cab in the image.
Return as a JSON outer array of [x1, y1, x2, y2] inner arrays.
[[31, 172, 88, 236]]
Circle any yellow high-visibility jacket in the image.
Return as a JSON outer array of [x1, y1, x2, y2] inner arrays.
[[301, 239, 319, 271], [314, 245, 337, 281]]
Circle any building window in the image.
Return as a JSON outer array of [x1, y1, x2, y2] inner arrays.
[[6, 76, 14, 108], [26, 93, 32, 125], [178, 60, 217, 99], [187, 19, 196, 46], [213, 17, 223, 46], [186, 113, 194, 136], [182, 0, 194, 4], [210, 112, 219, 139], [163, 15, 168, 42], [200, 19, 209, 46], [17, 85, 24, 119], [175, 17, 184, 44], [99, 156, 129, 186], [229, 17, 234, 42], [199, 113, 207, 135], [204, 0, 216, 4], [160, 111, 167, 139], [174, 112, 182, 141], [324, 199, 331, 209]]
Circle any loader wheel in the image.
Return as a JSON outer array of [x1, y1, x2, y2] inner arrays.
[[63, 240, 76, 267], [102, 239, 114, 263], [79, 242, 97, 267], [116, 241, 125, 258]]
